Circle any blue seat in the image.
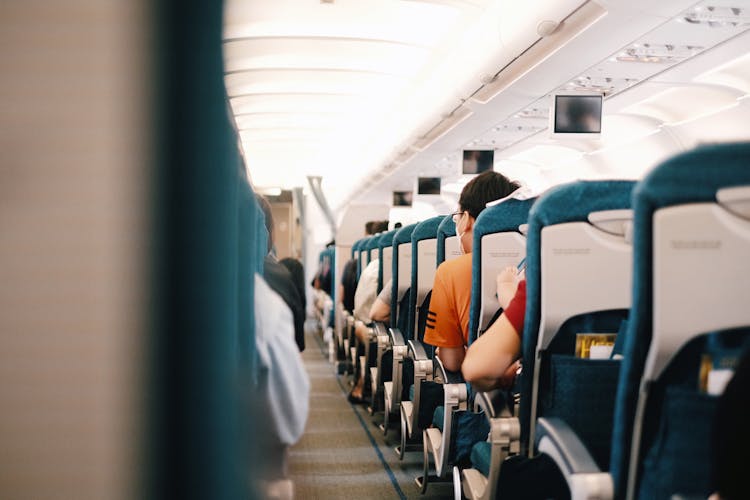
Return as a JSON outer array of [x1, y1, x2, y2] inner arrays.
[[459, 197, 535, 500], [611, 142, 750, 499], [397, 216, 444, 458], [351, 237, 367, 278], [521, 180, 635, 455], [364, 232, 382, 271], [534, 143, 750, 500], [376, 229, 396, 293], [468, 197, 536, 344], [364, 232, 382, 267], [371, 223, 417, 421], [437, 214, 460, 265]]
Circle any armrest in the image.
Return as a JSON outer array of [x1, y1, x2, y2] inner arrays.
[[536, 417, 613, 499], [388, 327, 406, 347], [373, 321, 389, 338], [473, 390, 511, 419], [407, 339, 428, 361], [433, 355, 464, 384]]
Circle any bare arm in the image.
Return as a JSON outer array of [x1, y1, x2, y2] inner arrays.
[[496, 266, 520, 310], [369, 296, 390, 323], [436, 345, 466, 373], [462, 314, 521, 390]]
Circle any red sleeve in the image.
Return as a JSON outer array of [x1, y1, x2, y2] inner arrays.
[[503, 280, 526, 337]]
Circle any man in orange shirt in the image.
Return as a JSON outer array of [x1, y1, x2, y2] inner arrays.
[[424, 171, 520, 372]]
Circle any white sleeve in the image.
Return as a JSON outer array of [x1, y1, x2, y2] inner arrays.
[[254, 274, 310, 446], [353, 259, 379, 322]]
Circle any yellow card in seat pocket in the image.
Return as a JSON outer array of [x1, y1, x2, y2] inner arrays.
[[575, 333, 617, 359]]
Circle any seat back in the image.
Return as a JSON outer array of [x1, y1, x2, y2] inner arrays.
[[521, 180, 635, 455], [409, 216, 444, 343], [353, 237, 367, 278], [531, 183, 634, 470], [468, 198, 535, 344], [391, 223, 418, 329], [239, 179, 259, 378], [365, 233, 381, 269], [437, 215, 461, 266], [377, 230, 396, 294], [610, 142, 750, 499], [359, 236, 372, 272]]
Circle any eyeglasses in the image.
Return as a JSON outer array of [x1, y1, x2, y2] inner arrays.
[[451, 211, 466, 223]]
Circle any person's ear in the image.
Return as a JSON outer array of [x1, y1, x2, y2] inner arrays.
[[465, 215, 475, 232]]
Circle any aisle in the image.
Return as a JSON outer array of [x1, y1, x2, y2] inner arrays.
[[289, 327, 453, 499]]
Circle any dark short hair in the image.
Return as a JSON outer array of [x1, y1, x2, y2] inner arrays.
[[459, 170, 520, 219], [365, 220, 389, 235]]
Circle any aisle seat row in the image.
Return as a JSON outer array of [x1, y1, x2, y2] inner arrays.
[[318, 142, 750, 500]]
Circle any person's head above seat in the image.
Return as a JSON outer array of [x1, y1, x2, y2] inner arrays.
[[453, 170, 520, 254], [365, 219, 389, 235]]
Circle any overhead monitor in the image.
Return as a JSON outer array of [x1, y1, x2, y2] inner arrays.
[[392, 190, 413, 207], [550, 93, 603, 136], [417, 177, 441, 195], [462, 150, 494, 174]]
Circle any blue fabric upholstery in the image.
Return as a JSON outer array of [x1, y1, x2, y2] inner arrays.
[[468, 198, 536, 344], [408, 216, 445, 341], [153, 0, 251, 490], [610, 142, 750, 497], [377, 229, 396, 293], [365, 233, 382, 258], [433, 405, 445, 430], [351, 238, 362, 260], [471, 441, 492, 477], [390, 224, 417, 328], [537, 311, 628, 469], [357, 237, 370, 277], [436, 215, 456, 265], [254, 196, 268, 272], [519, 180, 636, 455], [238, 179, 258, 378], [450, 410, 491, 464]]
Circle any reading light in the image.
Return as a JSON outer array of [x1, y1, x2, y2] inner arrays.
[[615, 43, 703, 64]]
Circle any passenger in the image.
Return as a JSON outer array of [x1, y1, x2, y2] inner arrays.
[[252, 200, 311, 485], [423, 171, 521, 372], [344, 220, 391, 403], [279, 257, 306, 314], [347, 264, 392, 403], [339, 257, 358, 315], [257, 195, 306, 352], [462, 266, 525, 390], [462, 271, 569, 499], [338, 219, 387, 316]]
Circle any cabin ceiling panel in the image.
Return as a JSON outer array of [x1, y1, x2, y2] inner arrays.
[[224, 0, 495, 205], [225, 69, 404, 97], [224, 38, 432, 76]]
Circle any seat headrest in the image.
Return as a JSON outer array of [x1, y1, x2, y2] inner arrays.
[[412, 215, 445, 243]]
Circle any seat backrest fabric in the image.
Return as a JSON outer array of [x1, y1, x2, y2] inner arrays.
[[468, 198, 535, 344], [611, 142, 750, 498], [521, 180, 635, 454]]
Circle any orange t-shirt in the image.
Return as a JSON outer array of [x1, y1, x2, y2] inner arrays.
[[423, 253, 473, 348]]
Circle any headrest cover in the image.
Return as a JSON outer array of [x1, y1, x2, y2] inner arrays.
[[412, 215, 445, 242]]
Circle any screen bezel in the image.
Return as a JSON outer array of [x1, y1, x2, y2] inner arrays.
[[392, 190, 413, 207], [549, 92, 603, 138], [417, 177, 441, 195], [462, 150, 494, 174]]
